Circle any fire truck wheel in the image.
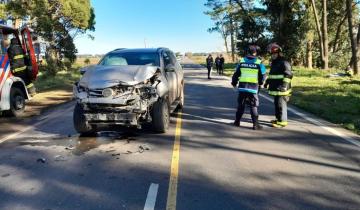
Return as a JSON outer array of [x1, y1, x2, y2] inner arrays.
[[4, 87, 26, 117], [73, 103, 97, 136]]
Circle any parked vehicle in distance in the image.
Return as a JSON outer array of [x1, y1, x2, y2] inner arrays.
[[73, 48, 184, 135]]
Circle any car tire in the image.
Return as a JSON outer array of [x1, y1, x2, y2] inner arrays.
[[152, 99, 170, 133], [4, 87, 26, 117], [73, 103, 97, 136]]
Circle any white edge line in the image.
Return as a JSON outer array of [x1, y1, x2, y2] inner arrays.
[[259, 93, 360, 147], [144, 183, 159, 210]]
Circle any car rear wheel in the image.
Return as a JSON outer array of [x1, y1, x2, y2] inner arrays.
[[4, 87, 26, 117], [178, 85, 184, 110], [73, 103, 97, 136], [152, 99, 170, 133]]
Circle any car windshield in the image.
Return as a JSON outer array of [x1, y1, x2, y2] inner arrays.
[[99, 52, 160, 66]]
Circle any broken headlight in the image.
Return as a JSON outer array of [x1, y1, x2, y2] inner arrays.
[[102, 88, 114, 97]]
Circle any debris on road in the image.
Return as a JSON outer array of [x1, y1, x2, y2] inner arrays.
[[1, 173, 10, 178], [106, 149, 116, 153], [54, 155, 66, 161], [65, 145, 74, 150], [138, 144, 151, 153], [111, 153, 121, 157], [37, 158, 46, 163]]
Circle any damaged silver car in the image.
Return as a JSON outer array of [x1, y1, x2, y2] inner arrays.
[[73, 48, 184, 135]]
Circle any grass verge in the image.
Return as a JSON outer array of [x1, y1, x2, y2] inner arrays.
[[34, 70, 81, 92], [291, 67, 360, 134]]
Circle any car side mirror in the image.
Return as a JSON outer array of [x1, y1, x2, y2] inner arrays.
[[80, 67, 87, 75], [165, 64, 175, 72]]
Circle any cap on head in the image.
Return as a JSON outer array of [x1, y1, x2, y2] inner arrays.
[[248, 45, 258, 55]]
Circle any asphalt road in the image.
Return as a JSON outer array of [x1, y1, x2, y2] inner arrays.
[[0, 58, 360, 210]]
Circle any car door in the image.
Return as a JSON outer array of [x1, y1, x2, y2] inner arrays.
[[163, 50, 177, 104], [169, 51, 183, 99]]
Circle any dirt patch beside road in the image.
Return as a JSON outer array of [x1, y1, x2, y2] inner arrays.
[[24, 89, 73, 117]]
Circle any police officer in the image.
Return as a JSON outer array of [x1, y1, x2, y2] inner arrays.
[[264, 43, 293, 128], [232, 45, 266, 130], [7, 38, 35, 95]]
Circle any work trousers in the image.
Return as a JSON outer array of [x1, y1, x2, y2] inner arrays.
[[235, 92, 259, 125], [219, 65, 224, 75], [207, 66, 212, 78], [274, 96, 288, 122]]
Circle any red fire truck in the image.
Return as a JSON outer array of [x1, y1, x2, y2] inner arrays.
[[0, 24, 38, 117]]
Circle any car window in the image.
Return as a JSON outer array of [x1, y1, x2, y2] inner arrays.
[[169, 51, 177, 65], [163, 51, 174, 66], [99, 52, 160, 66]]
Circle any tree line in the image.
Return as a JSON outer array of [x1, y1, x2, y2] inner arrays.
[[0, 0, 95, 75], [205, 0, 360, 75]]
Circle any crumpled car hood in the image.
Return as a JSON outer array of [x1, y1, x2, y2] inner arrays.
[[79, 65, 158, 89]]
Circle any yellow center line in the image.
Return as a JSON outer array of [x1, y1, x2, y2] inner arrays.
[[166, 111, 183, 210]]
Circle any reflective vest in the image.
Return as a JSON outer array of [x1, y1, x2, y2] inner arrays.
[[267, 74, 292, 96], [238, 58, 261, 84]]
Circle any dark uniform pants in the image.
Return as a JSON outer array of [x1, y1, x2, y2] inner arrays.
[[274, 96, 288, 122], [207, 65, 212, 78], [219, 64, 224, 75], [235, 92, 259, 124], [215, 64, 220, 74]]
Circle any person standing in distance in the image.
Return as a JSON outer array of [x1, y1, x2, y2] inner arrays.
[[219, 54, 225, 75], [206, 54, 214, 79]]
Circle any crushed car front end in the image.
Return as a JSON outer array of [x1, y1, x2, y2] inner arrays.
[[73, 64, 169, 134], [74, 80, 159, 127]]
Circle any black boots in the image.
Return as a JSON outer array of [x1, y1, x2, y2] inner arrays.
[[253, 123, 263, 130], [233, 121, 240, 127], [252, 116, 263, 130]]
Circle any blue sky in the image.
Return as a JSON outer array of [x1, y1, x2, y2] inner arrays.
[[74, 0, 224, 55]]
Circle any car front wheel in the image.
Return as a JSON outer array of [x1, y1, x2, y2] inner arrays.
[[73, 103, 97, 136], [151, 99, 170, 133]]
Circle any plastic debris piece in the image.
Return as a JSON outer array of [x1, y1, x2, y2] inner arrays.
[[54, 155, 66, 161], [37, 158, 46, 163], [111, 153, 121, 157], [65, 145, 74, 150], [1, 173, 10, 178]]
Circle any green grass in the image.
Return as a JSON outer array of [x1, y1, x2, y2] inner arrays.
[[291, 67, 360, 134], [34, 57, 98, 92], [34, 70, 81, 92]]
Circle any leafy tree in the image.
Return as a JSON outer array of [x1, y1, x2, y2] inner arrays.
[[84, 58, 90, 65], [6, 0, 95, 75], [204, 0, 231, 54]]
